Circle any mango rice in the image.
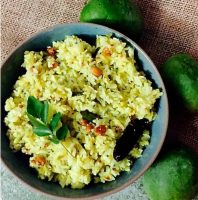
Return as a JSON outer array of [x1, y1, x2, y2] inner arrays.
[[4, 35, 162, 189]]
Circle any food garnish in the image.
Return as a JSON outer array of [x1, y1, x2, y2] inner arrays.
[[113, 119, 151, 161], [91, 66, 103, 77], [27, 96, 72, 155], [86, 124, 95, 133], [81, 110, 98, 122], [95, 125, 107, 135]]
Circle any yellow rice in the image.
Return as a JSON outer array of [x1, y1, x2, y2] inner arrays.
[[4, 35, 162, 189]]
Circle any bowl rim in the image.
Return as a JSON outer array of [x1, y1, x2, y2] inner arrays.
[[1, 22, 169, 200]]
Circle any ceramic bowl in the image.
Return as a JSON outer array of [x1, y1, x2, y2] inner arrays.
[[1, 23, 168, 200]]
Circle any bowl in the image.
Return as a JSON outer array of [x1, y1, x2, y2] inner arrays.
[[1, 23, 168, 200]]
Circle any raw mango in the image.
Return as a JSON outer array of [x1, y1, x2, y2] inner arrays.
[[80, 0, 144, 40], [161, 53, 198, 111], [143, 148, 198, 200]]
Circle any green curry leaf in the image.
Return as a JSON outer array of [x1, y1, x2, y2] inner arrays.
[[50, 112, 62, 131], [26, 96, 70, 150], [41, 101, 49, 123], [81, 110, 97, 122], [56, 124, 69, 140], [49, 135, 60, 144], [27, 96, 43, 119], [27, 113, 46, 127], [33, 126, 52, 136]]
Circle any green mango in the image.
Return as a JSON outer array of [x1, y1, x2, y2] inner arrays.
[[161, 53, 198, 111], [143, 148, 198, 200], [80, 0, 144, 40]]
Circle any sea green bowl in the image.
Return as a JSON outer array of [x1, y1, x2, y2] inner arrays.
[[1, 23, 168, 200]]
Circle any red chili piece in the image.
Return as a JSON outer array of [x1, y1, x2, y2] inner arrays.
[[95, 125, 107, 135]]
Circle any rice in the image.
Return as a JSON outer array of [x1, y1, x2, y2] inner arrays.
[[4, 35, 162, 189]]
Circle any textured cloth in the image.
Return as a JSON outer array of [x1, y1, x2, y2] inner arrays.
[[1, 0, 198, 153]]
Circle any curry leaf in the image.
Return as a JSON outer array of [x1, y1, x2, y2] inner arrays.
[[26, 96, 71, 149], [81, 110, 97, 122], [49, 135, 60, 144], [41, 101, 49, 123], [32, 126, 51, 136], [56, 124, 68, 140], [50, 112, 61, 131], [27, 113, 46, 128], [27, 96, 43, 119]]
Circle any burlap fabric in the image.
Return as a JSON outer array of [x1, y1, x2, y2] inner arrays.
[[1, 0, 198, 154]]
